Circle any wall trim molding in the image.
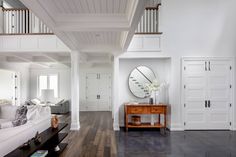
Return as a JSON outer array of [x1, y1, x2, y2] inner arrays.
[[170, 123, 184, 131], [70, 122, 80, 131], [113, 123, 120, 131]]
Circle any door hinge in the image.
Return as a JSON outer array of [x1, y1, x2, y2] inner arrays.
[[230, 85, 232, 88], [230, 66, 232, 70], [184, 104, 186, 107], [230, 122, 232, 126], [184, 122, 186, 126], [184, 85, 186, 89], [184, 66, 186, 70], [230, 103, 232, 107]]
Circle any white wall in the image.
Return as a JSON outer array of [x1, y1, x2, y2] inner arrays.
[[29, 67, 71, 101], [0, 69, 15, 100], [114, 0, 236, 130], [79, 63, 113, 110], [0, 63, 30, 104], [118, 58, 171, 126]]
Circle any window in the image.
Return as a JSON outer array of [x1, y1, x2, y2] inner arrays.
[[38, 74, 58, 97]]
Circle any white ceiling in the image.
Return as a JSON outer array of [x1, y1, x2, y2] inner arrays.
[[19, 0, 148, 54], [0, 52, 71, 68]]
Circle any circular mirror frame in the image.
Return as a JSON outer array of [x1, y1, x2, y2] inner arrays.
[[128, 66, 156, 99]]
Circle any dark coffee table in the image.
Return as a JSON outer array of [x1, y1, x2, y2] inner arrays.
[[5, 123, 68, 157]]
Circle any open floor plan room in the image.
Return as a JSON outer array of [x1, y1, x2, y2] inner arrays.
[[0, 0, 236, 157]]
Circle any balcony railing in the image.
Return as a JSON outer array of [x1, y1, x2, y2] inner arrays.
[[135, 4, 162, 34], [2, 8, 53, 34]]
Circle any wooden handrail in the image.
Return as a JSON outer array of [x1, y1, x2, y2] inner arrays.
[[145, 3, 161, 10], [2, 8, 29, 11], [135, 32, 163, 35]]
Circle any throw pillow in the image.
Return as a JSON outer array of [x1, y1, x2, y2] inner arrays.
[[12, 106, 28, 127]]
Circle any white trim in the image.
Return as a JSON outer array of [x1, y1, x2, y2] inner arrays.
[[181, 56, 235, 130], [170, 123, 184, 131], [70, 122, 80, 131], [113, 123, 120, 131]]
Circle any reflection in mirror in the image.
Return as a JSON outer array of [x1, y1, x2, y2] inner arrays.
[[128, 66, 156, 98]]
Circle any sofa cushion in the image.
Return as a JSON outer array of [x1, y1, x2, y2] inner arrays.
[[27, 105, 40, 120], [0, 105, 18, 120], [0, 119, 13, 129]]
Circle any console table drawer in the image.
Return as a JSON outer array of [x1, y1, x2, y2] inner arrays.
[[151, 106, 164, 113], [127, 106, 148, 114]]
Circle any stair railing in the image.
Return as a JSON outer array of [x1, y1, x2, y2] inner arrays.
[[2, 8, 53, 34], [135, 4, 162, 34]]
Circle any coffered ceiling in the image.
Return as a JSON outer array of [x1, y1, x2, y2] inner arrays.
[[19, 0, 147, 54]]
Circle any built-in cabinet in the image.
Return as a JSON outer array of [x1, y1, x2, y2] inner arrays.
[[81, 73, 112, 111], [182, 58, 233, 130]]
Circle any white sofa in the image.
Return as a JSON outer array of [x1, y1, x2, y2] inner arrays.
[[0, 105, 51, 157]]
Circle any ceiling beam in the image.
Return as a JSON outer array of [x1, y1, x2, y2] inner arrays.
[[122, 0, 147, 51], [5, 53, 50, 68], [54, 14, 129, 32], [20, 0, 77, 50], [42, 53, 70, 67]]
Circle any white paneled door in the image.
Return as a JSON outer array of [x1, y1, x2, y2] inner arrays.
[[86, 73, 112, 111], [183, 58, 233, 130]]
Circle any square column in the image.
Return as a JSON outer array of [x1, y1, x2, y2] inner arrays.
[[113, 56, 120, 130], [70, 51, 80, 130]]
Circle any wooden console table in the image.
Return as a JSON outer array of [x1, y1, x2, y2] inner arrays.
[[5, 123, 68, 157], [124, 104, 167, 132]]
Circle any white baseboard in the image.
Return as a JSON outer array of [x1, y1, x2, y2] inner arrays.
[[113, 123, 120, 131], [170, 123, 184, 131], [70, 122, 80, 130]]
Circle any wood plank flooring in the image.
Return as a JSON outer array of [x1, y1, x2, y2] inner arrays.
[[58, 111, 117, 157]]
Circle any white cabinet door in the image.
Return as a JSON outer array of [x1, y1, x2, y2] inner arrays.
[[98, 74, 112, 111], [207, 60, 230, 129], [85, 73, 112, 111], [183, 59, 232, 130], [183, 60, 208, 129], [86, 74, 99, 111]]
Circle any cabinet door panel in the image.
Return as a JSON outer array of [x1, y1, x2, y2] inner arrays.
[[184, 60, 208, 129], [98, 74, 112, 111], [207, 60, 230, 129], [86, 73, 98, 111]]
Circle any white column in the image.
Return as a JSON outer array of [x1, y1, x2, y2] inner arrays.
[[113, 56, 120, 131], [70, 51, 80, 130]]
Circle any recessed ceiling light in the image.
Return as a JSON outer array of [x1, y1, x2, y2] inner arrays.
[[95, 34, 100, 37]]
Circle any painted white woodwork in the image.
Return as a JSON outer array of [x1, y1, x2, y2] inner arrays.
[[70, 51, 80, 130], [3, 9, 52, 34], [0, 35, 70, 52], [127, 34, 161, 52], [113, 56, 120, 130], [183, 58, 232, 130], [84, 73, 111, 111], [20, 0, 147, 53]]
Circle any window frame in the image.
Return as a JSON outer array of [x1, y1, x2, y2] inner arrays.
[[37, 74, 59, 98]]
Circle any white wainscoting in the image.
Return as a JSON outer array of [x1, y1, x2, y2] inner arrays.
[[127, 34, 161, 52], [0, 35, 70, 52]]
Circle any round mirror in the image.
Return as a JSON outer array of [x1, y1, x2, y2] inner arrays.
[[128, 66, 156, 98]]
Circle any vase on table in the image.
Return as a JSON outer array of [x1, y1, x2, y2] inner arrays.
[[149, 91, 156, 105], [155, 91, 160, 105]]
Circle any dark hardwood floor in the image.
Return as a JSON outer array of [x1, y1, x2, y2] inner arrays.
[[116, 129, 236, 157], [57, 112, 236, 157], [58, 111, 117, 157]]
